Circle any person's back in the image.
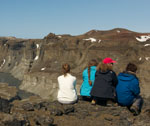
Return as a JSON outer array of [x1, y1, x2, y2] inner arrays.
[[57, 74, 77, 102], [57, 64, 77, 104], [80, 59, 98, 98], [116, 63, 142, 116], [116, 72, 140, 106], [91, 69, 117, 99], [90, 57, 118, 105]]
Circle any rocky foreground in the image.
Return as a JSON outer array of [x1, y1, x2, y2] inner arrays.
[[0, 84, 150, 126]]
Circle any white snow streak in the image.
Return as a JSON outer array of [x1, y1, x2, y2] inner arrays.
[[117, 30, 120, 33], [136, 35, 150, 42], [83, 38, 97, 43], [139, 57, 142, 61], [98, 39, 101, 43], [58, 36, 62, 38], [41, 67, 46, 71], [34, 44, 40, 60], [144, 44, 150, 47], [0, 59, 5, 68], [36, 44, 39, 49], [34, 56, 39, 60], [145, 57, 150, 61]]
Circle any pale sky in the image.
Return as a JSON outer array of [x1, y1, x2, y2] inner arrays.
[[0, 0, 150, 38]]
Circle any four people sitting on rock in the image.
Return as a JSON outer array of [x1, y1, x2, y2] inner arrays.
[[57, 58, 142, 115]]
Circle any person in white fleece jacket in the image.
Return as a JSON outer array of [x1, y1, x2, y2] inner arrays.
[[57, 63, 77, 104]]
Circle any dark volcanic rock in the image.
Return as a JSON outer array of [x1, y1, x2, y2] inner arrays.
[[0, 83, 20, 113], [0, 113, 30, 126], [22, 103, 35, 111], [50, 108, 63, 116], [0, 98, 11, 113], [0, 72, 21, 88], [4, 119, 28, 126], [34, 115, 54, 126], [44, 33, 59, 40], [63, 105, 75, 114], [0, 94, 150, 126]]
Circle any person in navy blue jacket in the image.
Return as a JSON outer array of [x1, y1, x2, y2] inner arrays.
[[80, 59, 98, 101], [90, 57, 118, 105], [116, 63, 143, 115]]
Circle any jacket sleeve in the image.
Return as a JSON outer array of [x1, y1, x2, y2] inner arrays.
[[95, 71, 99, 78], [57, 77, 60, 89], [111, 71, 118, 87], [82, 69, 86, 81], [129, 78, 140, 96], [73, 77, 77, 89]]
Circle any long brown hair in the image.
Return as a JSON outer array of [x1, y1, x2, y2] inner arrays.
[[88, 59, 98, 85], [62, 63, 70, 76], [97, 62, 112, 72]]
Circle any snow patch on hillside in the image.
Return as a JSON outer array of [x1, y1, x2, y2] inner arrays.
[[145, 57, 150, 61], [144, 44, 150, 47], [117, 30, 120, 33], [58, 36, 62, 38], [83, 38, 97, 43], [98, 39, 101, 43], [136, 35, 150, 42], [0, 59, 5, 68], [36, 44, 39, 49], [41, 67, 46, 71], [139, 57, 142, 61], [34, 56, 39, 60]]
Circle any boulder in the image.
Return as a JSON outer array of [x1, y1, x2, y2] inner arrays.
[[0, 83, 20, 113]]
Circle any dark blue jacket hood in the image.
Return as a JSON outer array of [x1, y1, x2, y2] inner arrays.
[[118, 72, 137, 81]]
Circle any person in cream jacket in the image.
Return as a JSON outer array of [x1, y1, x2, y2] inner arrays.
[[57, 63, 77, 104]]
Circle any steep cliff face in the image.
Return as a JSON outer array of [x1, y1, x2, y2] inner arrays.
[[0, 29, 150, 100]]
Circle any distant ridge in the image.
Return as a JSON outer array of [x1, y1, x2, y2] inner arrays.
[[0, 28, 150, 39]]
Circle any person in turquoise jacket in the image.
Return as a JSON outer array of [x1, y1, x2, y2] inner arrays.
[[116, 63, 143, 116], [80, 59, 98, 101]]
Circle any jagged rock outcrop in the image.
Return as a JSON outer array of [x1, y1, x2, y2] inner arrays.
[[0, 28, 150, 100], [0, 83, 20, 113], [19, 72, 59, 100]]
